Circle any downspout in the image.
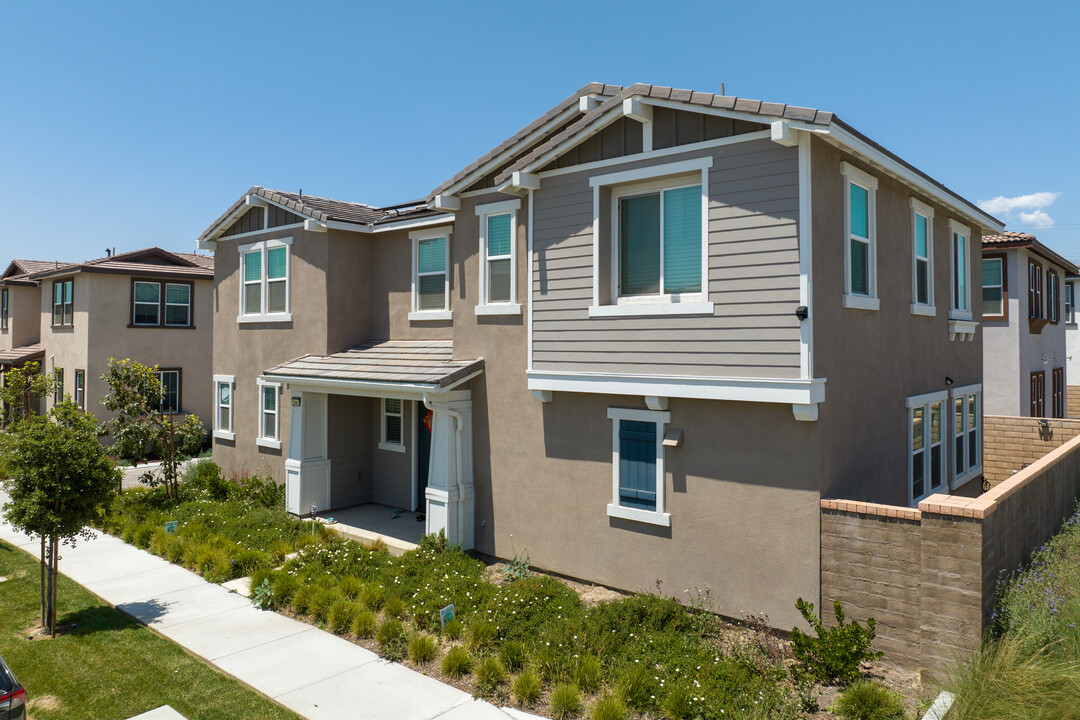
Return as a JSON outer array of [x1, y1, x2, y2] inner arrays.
[[423, 393, 465, 544]]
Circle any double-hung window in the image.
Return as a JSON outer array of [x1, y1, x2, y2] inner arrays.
[[950, 221, 972, 317], [982, 254, 1006, 319], [1, 288, 8, 331], [1030, 371, 1046, 418], [238, 238, 292, 322], [133, 280, 193, 327], [1048, 270, 1060, 323], [842, 162, 879, 311], [1066, 281, 1075, 324], [158, 370, 180, 414], [907, 391, 947, 505], [379, 398, 405, 452], [74, 369, 85, 410], [1053, 368, 1064, 419], [410, 227, 451, 320], [910, 199, 934, 314], [53, 368, 63, 404], [606, 407, 671, 527], [133, 281, 161, 325], [213, 374, 235, 441], [1028, 259, 1044, 320], [952, 384, 981, 486], [166, 284, 192, 326], [476, 199, 521, 314], [52, 279, 73, 327], [256, 379, 281, 449]]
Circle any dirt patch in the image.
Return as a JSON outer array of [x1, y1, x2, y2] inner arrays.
[[484, 562, 629, 606], [27, 694, 62, 714], [22, 623, 72, 641]]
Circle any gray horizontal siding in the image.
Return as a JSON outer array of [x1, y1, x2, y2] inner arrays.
[[532, 137, 801, 379]]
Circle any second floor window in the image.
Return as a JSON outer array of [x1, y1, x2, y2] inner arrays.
[[1066, 281, 1075, 323], [134, 281, 161, 324], [615, 183, 702, 299], [911, 199, 934, 308], [951, 225, 970, 314], [133, 281, 193, 327], [239, 239, 291, 320], [1029, 260, 1044, 319], [1048, 270, 1060, 323], [480, 210, 515, 306], [52, 279, 73, 326], [1, 288, 8, 330], [982, 256, 1005, 318], [411, 230, 450, 315]]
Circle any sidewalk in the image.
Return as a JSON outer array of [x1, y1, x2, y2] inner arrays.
[[0, 498, 520, 720]]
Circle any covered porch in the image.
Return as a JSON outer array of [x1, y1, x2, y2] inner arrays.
[[263, 340, 484, 551]]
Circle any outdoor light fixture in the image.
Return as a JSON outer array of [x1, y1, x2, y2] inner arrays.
[[945, 377, 954, 386], [795, 305, 809, 321]]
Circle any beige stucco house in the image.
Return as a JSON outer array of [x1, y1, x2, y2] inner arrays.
[[981, 232, 1077, 418], [197, 83, 1003, 627], [23, 248, 214, 423], [0, 260, 51, 372]]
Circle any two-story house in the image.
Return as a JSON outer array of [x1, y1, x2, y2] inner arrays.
[[0, 260, 52, 374], [197, 83, 1003, 627], [27, 248, 215, 422], [981, 232, 1077, 418]]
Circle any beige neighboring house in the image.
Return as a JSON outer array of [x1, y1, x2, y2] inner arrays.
[[981, 232, 1077, 418], [197, 83, 1004, 628], [0, 260, 51, 414], [25, 248, 214, 423]]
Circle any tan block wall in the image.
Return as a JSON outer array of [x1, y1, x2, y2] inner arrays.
[[983, 415, 1080, 487], [1068, 386, 1080, 418]]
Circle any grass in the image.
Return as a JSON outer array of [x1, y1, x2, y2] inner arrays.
[[0, 541, 298, 720]]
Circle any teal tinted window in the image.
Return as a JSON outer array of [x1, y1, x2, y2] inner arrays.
[[915, 214, 928, 257], [417, 237, 446, 274], [619, 193, 661, 296], [487, 214, 512, 257], [850, 183, 869, 238], [850, 239, 868, 295], [244, 251, 261, 282], [619, 420, 657, 511], [662, 185, 702, 294], [267, 247, 287, 279]]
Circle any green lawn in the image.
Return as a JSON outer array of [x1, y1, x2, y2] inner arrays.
[[0, 541, 299, 720]]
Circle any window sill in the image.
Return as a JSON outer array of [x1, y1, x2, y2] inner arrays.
[[842, 294, 880, 311], [606, 503, 671, 527], [909, 304, 936, 317], [588, 302, 714, 318], [128, 323, 195, 329], [378, 441, 407, 453], [948, 310, 973, 322], [256, 437, 282, 450], [982, 314, 1007, 322], [409, 310, 452, 321], [952, 466, 982, 490], [475, 304, 522, 316], [213, 430, 235, 441], [238, 313, 292, 324]]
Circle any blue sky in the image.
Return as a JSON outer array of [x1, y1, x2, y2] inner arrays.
[[1, 0, 1078, 263]]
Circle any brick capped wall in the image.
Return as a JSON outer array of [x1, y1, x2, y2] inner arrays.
[[1068, 386, 1080, 418], [983, 415, 1080, 487]]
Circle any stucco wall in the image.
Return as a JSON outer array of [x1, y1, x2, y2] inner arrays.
[[1, 284, 41, 351], [982, 250, 1020, 415], [39, 273, 88, 410]]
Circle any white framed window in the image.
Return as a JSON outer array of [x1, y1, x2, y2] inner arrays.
[[906, 390, 947, 505], [238, 237, 292, 323], [841, 162, 879, 311], [606, 407, 671, 527], [74, 369, 85, 410], [409, 226, 452, 321], [213, 374, 235, 441], [910, 198, 935, 315], [949, 220, 972, 319], [476, 199, 522, 315], [256, 378, 281, 449], [982, 256, 1005, 319], [133, 281, 161, 325], [951, 384, 981, 487], [1066, 281, 1076, 324], [379, 397, 406, 452], [588, 157, 713, 318], [165, 283, 192, 326]]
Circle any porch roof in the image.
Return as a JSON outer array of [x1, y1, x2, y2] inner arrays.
[[265, 340, 483, 389], [0, 344, 44, 365]]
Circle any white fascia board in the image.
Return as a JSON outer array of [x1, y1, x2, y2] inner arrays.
[[508, 104, 628, 180], [432, 194, 461, 212], [270, 369, 482, 399], [198, 239, 217, 251], [639, 97, 827, 134], [526, 370, 826, 405], [245, 194, 269, 207]]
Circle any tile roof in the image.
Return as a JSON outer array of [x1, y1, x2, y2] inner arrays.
[[982, 232, 1079, 275], [0, 344, 44, 365], [265, 340, 483, 388], [28, 247, 214, 280], [6, 260, 63, 276]]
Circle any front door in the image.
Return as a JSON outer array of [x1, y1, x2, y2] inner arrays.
[[416, 402, 432, 511]]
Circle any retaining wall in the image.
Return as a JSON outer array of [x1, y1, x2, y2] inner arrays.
[[982, 415, 1080, 486]]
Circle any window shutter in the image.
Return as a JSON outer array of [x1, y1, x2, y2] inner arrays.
[[662, 185, 702, 294], [619, 194, 661, 296]]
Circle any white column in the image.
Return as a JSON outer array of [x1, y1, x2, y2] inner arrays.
[[285, 391, 331, 515], [424, 390, 474, 550]]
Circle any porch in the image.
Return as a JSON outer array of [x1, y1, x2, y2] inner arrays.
[[321, 502, 426, 555]]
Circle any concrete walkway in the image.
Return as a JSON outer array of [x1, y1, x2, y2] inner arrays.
[[0, 501, 519, 720]]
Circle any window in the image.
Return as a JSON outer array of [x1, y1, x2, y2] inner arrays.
[[1028, 259, 1044, 319], [950, 221, 971, 316], [52, 279, 73, 326], [907, 391, 947, 505], [1030, 371, 1045, 418], [166, 284, 192, 326], [410, 227, 451, 319], [379, 398, 405, 452], [53, 368, 63, 404], [606, 407, 671, 527], [982, 255, 1006, 319], [132, 280, 193, 328], [158, 370, 180, 413], [1053, 368, 1064, 419], [910, 198, 935, 313], [213, 374, 235, 440], [74, 369, 85, 410], [1, 288, 7, 330], [842, 162, 879, 310], [133, 281, 161, 325], [952, 385, 981, 485], [476, 199, 522, 314], [256, 379, 281, 448], [1049, 270, 1060, 324], [1066, 282, 1075, 323], [238, 238, 292, 322]]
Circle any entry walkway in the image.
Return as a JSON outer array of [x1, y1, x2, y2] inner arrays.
[[0, 496, 523, 720]]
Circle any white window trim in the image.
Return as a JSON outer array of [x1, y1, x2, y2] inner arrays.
[[409, 226, 452, 321], [841, 161, 879, 310], [589, 157, 712, 316], [948, 219, 973, 321], [133, 280, 162, 326], [606, 406, 672, 527], [165, 282, 192, 327], [256, 378, 282, 449], [476, 199, 521, 313], [906, 390, 948, 506], [379, 397, 406, 453], [981, 256, 1005, 318], [213, 374, 235, 441], [950, 383, 982, 488], [237, 237, 293, 324], [1066, 281, 1076, 325], [910, 197, 936, 315]]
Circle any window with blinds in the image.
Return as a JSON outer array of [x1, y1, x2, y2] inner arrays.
[[239, 239, 291, 320], [617, 183, 702, 298]]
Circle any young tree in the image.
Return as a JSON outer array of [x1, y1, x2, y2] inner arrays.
[[100, 358, 204, 500], [0, 360, 52, 428], [1, 401, 120, 636]]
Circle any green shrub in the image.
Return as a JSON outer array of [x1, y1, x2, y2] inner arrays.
[[133, 523, 154, 548], [550, 682, 583, 719], [790, 598, 881, 685], [407, 633, 438, 664], [661, 685, 692, 719], [614, 664, 655, 711], [327, 599, 359, 635], [339, 576, 363, 599], [359, 583, 385, 612], [183, 459, 230, 500], [383, 595, 406, 619], [590, 693, 627, 720], [232, 473, 285, 508], [440, 646, 473, 678], [271, 573, 299, 608], [573, 654, 602, 694], [499, 640, 527, 672], [352, 609, 377, 638], [511, 668, 542, 706], [466, 620, 497, 652], [533, 646, 561, 683], [310, 587, 342, 623], [251, 578, 274, 610], [474, 656, 506, 694], [376, 618, 407, 660], [442, 618, 462, 640], [292, 584, 318, 616], [834, 680, 905, 720]]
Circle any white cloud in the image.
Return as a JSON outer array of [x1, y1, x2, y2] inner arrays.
[[978, 191, 1060, 215], [1019, 210, 1055, 229]]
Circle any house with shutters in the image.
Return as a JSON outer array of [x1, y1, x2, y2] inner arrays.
[[196, 83, 1003, 627], [980, 232, 1077, 418]]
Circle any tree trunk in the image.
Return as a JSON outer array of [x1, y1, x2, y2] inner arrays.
[[39, 535, 46, 629], [44, 536, 54, 635], [49, 535, 58, 637]]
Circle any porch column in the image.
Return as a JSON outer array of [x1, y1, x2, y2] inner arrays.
[[284, 391, 331, 515], [424, 390, 474, 550]]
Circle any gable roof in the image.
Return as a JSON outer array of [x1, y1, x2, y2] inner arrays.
[[29, 247, 214, 281], [4, 259, 62, 278], [982, 232, 1079, 275]]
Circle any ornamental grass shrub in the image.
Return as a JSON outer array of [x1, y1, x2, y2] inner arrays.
[[833, 680, 905, 720], [511, 668, 542, 707], [352, 609, 377, 639], [589, 693, 627, 720], [376, 619, 407, 660], [440, 646, 473, 678], [407, 633, 438, 664], [474, 656, 506, 695], [499, 640, 527, 672], [549, 682, 583, 719], [573, 654, 603, 694], [327, 599, 359, 635]]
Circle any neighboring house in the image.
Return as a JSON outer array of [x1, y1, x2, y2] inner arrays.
[[0, 260, 52, 415], [197, 83, 1003, 627], [981, 232, 1078, 418], [26, 248, 215, 422], [1065, 272, 1080, 416]]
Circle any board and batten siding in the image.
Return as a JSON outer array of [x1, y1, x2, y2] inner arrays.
[[531, 137, 802, 378]]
